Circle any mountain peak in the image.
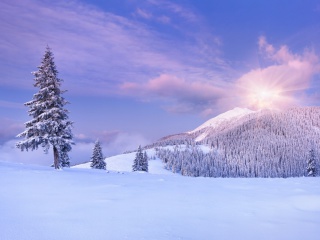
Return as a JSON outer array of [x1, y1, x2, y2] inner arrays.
[[190, 107, 255, 134]]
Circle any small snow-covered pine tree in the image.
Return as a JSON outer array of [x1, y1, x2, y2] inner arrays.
[[90, 140, 106, 170], [141, 151, 149, 172], [16, 46, 74, 169], [307, 147, 317, 177], [133, 145, 145, 172]]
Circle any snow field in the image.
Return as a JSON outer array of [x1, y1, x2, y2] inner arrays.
[[1, 161, 320, 240]]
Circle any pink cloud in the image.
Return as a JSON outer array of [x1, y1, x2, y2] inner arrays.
[[258, 36, 275, 56], [121, 74, 225, 113], [234, 37, 320, 110], [259, 36, 319, 65], [120, 37, 320, 115], [124, 74, 223, 99]]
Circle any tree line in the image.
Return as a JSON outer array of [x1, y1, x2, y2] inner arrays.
[[155, 144, 318, 178]]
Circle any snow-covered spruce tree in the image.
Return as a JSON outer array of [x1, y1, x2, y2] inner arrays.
[[16, 46, 73, 169], [307, 147, 317, 177], [133, 145, 148, 172], [90, 140, 106, 170], [141, 151, 149, 172]]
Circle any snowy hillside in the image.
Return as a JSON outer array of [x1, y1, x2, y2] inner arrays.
[[190, 107, 255, 142], [151, 107, 320, 178], [1, 161, 320, 240], [154, 107, 256, 144], [190, 107, 254, 133]]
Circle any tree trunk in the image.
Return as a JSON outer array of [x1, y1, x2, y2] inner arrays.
[[53, 146, 60, 169]]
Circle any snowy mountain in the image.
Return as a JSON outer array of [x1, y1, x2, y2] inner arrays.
[[189, 107, 255, 141], [190, 107, 255, 133], [152, 107, 320, 177]]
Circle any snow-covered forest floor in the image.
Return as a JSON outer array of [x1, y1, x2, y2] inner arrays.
[[1, 154, 320, 240]]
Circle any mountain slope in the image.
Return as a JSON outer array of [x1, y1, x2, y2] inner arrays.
[[155, 107, 256, 144], [190, 107, 255, 141], [190, 107, 254, 133], [154, 107, 320, 177]]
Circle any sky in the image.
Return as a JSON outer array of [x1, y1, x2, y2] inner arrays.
[[1, 0, 320, 165]]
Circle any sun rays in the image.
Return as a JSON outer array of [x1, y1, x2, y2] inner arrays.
[[249, 88, 281, 109]]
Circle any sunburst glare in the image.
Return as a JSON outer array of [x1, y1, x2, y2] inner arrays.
[[248, 87, 282, 109]]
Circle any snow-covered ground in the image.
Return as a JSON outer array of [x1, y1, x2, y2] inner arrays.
[[1, 157, 320, 240]]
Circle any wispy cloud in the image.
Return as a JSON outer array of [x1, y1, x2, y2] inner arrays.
[[0, 0, 227, 96], [2, 1, 318, 118], [0, 100, 24, 109], [134, 8, 153, 20], [147, 0, 199, 23]]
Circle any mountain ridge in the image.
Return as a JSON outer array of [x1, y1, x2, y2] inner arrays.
[[189, 107, 255, 134], [155, 107, 258, 145]]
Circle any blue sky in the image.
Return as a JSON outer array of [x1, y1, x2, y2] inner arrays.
[[1, 0, 320, 165]]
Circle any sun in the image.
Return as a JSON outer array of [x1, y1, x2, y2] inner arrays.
[[248, 87, 281, 109], [236, 66, 302, 110]]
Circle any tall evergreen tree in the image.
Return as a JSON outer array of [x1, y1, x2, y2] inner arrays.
[[90, 140, 106, 170], [16, 46, 74, 169], [307, 147, 317, 177]]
